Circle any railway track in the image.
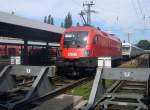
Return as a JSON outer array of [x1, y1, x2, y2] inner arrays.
[[28, 77, 91, 103], [0, 65, 92, 110], [93, 81, 148, 110], [119, 54, 150, 68], [29, 77, 92, 110], [0, 54, 149, 110], [83, 54, 150, 110]]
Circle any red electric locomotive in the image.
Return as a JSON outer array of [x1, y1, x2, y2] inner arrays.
[[57, 26, 122, 76]]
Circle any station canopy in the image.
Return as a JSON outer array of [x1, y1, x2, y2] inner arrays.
[[0, 11, 65, 43]]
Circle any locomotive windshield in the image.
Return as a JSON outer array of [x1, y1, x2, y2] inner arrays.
[[64, 32, 88, 48], [122, 46, 130, 52]]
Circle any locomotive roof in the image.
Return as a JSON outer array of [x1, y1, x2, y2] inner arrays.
[[108, 34, 121, 42], [64, 26, 121, 43], [64, 26, 94, 32], [100, 31, 121, 42]]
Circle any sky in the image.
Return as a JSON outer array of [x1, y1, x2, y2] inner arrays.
[[0, 0, 150, 44]]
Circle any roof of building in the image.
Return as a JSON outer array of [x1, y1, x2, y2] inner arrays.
[[0, 11, 65, 43], [0, 38, 60, 46]]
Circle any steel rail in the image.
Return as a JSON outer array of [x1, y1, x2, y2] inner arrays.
[[90, 54, 150, 110], [12, 77, 92, 110], [89, 80, 124, 110]]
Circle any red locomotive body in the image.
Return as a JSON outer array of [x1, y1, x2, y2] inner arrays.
[[0, 45, 21, 57], [60, 26, 122, 60], [0, 44, 59, 65], [57, 26, 122, 76]]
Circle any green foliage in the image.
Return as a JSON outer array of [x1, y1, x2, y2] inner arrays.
[[48, 15, 51, 24], [105, 80, 114, 88], [11, 11, 15, 15], [44, 16, 47, 23], [64, 12, 73, 28], [137, 40, 150, 50], [60, 22, 64, 28], [76, 22, 80, 26], [68, 81, 93, 99], [44, 14, 54, 25], [68, 80, 114, 100], [51, 18, 54, 25]]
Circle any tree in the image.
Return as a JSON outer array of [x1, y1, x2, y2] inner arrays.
[[137, 40, 150, 50], [60, 22, 64, 28], [11, 11, 15, 15], [48, 15, 51, 24], [44, 14, 54, 25], [67, 12, 72, 27], [44, 16, 47, 23], [51, 17, 54, 25], [64, 17, 68, 28], [76, 22, 80, 26], [64, 12, 72, 28]]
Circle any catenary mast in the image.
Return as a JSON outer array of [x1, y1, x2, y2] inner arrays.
[[80, 1, 96, 25]]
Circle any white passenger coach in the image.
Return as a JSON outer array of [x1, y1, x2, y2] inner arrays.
[[122, 43, 143, 59]]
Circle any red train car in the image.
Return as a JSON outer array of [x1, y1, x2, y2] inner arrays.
[[0, 45, 21, 57], [0, 44, 59, 65], [57, 26, 122, 76]]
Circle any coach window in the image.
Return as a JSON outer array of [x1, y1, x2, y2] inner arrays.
[[93, 35, 99, 45]]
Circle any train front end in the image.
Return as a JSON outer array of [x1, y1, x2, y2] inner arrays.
[[122, 43, 131, 59], [57, 26, 96, 76], [61, 28, 91, 58]]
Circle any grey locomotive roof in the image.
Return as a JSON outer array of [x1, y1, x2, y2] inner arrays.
[[0, 11, 65, 34]]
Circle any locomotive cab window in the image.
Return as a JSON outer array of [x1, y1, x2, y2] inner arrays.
[[122, 46, 130, 52], [64, 32, 88, 48]]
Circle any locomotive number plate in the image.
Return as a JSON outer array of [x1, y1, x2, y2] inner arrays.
[[68, 53, 77, 56]]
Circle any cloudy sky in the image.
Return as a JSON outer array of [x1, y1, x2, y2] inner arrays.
[[0, 0, 150, 43]]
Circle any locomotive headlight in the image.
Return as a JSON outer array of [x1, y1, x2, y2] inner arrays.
[[84, 50, 90, 57], [83, 37, 87, 41]]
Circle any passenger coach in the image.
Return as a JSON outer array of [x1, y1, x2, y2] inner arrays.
[[122, 43, 143, 59]]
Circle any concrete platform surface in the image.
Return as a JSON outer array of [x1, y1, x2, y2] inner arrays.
[[73, 100, 87, 110], [32, 94, 83, 110]]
